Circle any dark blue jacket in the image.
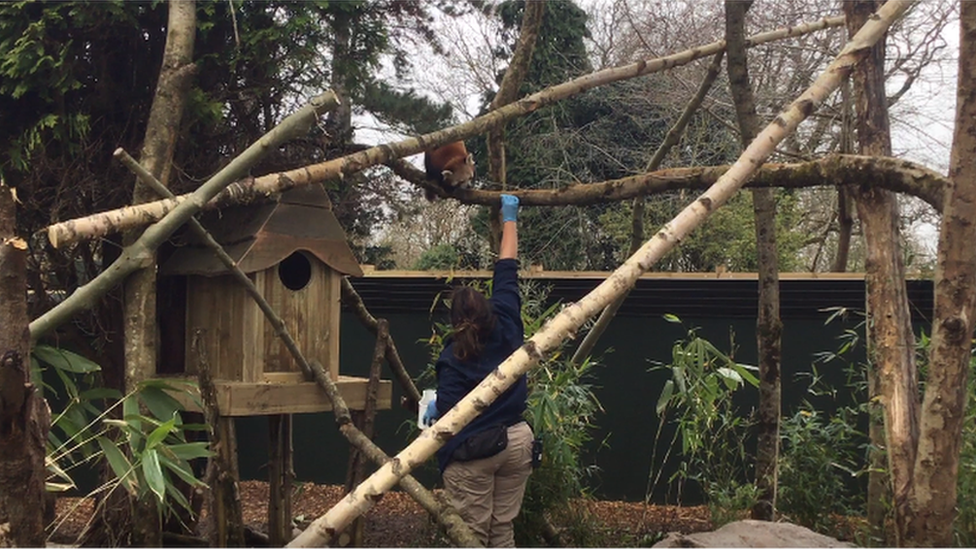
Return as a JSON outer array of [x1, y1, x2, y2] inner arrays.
[[435, 258, 527, 473]]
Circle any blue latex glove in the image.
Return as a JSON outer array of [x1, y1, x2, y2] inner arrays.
[[501, 194, 519, 223], [421, 398, 439, 427]]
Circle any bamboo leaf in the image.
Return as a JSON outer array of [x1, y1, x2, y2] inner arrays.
[[656, 380, 674, 416], [159, 454, 205, 488], [165, 442, 212, 461], [139, 385, 184, 426], [97, 438, 135, 494], [78, 387, 122, 401], [33, 345, 101, 373], [142, 448, 166, 502], [716, 367, 743, 387], [733, 363, 760, 387], [145, 416, 177, 451]]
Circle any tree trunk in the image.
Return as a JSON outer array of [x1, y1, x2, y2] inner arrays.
[[194, 330, 246, 547], [118, 2, 196, 544], [339, 320, 387, 547], [269, 415, 294, 547], [487, 0, 545, 253], [844, 3, 919, 545], [832, 79, 855, 273], [0, 181, 50, 548], [725, 0, 782, 521], [905, 3, 976, 545], [832, 186, 854, 272], [327, 5, 353, 147], [287, 5, 912, 545]]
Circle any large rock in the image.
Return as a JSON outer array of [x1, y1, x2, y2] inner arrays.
[[652, 519, 855, 548]]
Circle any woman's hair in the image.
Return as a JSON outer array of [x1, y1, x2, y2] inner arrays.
[[450, 286, 496, 361]]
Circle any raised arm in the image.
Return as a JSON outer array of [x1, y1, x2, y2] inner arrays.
[[499, 194, 519, 260]]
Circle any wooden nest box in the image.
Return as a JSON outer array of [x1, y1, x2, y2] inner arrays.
[[157, 184, 391, 416]]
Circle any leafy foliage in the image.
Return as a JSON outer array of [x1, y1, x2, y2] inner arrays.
[[36, 345, 208, 522], [413, 244, 462, 271], [777, 404, 865, 533], [649, 315, 759, 523], [957, 351, 976, 546]]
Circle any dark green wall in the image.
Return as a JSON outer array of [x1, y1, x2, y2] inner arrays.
[[236, 307, 870, 502]]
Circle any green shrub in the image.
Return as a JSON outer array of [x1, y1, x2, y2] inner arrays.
[[777, 403, 864, 533], [649, 315, 759, 525], [36, 345, 209, 526], [954, 352, 976, 546], [517, 353, 604, 546]]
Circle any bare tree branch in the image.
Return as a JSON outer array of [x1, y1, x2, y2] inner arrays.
[[448, 154, 946, 211]]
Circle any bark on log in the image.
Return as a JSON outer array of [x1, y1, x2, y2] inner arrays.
[[844, 2, 916, 544], [452, 154, 946, 209], [906, 3, 976, 545], [725, 0, 782, 522], [0, 182, 50, 548], [45, 15, 845, 247], [287, 3, 912, 546]]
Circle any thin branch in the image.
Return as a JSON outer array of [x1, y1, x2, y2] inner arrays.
[[487, 0, 546, 250], [340, 278, 422, 410], [571, 51, 726, 366]]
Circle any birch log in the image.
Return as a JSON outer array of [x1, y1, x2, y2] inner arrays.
[[288, 2, 912, 546], [46, 15, 845, 248]]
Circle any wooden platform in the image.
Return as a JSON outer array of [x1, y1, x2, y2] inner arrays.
[[156, 373, 393, 416]]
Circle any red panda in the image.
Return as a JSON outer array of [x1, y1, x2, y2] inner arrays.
[[424, 141, 475, 201]]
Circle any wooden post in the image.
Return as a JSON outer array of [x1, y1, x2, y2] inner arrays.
[[268, 414, 294, 546], [194, 330, 245, 547], [339, 320, 388, 547]]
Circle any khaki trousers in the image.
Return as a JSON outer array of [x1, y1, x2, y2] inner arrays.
[[443, 422, 534, 547]]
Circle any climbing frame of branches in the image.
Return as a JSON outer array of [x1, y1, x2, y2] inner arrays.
[[286, 1, 912, 546]]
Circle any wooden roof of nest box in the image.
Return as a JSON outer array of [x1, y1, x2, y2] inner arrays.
[[156, 184, 390, 416], [161, 183, 363, 278]]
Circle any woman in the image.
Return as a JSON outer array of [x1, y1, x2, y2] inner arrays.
[[425, 194, 532, 547]]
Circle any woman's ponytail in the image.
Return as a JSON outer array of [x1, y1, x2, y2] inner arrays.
[[450, 286, 496, 361]]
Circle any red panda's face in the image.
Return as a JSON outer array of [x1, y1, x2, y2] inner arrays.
[[441, 153, 475, 188]]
